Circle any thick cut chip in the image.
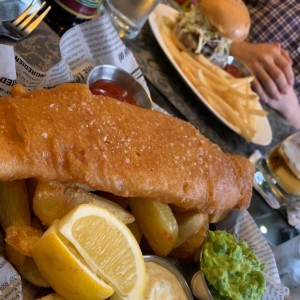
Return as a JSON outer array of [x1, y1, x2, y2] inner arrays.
[[170, 214, 209, 262], [36, 294, 65, 300], [16, 257, 49, 287], [128, 198, 178, 256], [33, 181, 134, 226], [209, 210, 229, 223], [0, 180, 30, 230], [127, 221, 143, 244], [5, 225, 43, 256], [174, 211, 208, 247], [0, 180, 31, 265]]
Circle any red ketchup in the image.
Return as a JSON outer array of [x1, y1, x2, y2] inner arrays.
[[224, 65, 243, 78], [90, 79, 137, 106]]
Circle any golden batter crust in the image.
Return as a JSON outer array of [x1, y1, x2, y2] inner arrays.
[[0, 83, 254, 213]]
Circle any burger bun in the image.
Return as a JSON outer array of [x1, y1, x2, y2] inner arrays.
[[199, 0, 250, 42]]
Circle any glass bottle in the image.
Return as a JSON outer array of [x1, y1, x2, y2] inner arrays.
[[44, 0, 103, 36]]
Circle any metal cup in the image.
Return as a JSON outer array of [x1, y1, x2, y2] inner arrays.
[[143, 255, 194, 300], [87, 64, 153, 109]]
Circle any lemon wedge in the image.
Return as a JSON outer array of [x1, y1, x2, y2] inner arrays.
[[60, 204, 146, 299], [32, 204, 146, 299], [32, 220, 114, 300]]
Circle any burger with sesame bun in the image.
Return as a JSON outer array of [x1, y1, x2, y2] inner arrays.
[[173, 0, 251, 67]]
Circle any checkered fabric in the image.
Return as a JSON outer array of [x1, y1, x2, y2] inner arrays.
[[244, 0, 300, 101]]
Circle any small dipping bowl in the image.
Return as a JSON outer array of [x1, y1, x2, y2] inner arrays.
[[191, 270, 213, 300], [87, 64, 153, 109], [143, 255, 194, 300], [191, 240, 213, 300], [225, 56, 251, 78]]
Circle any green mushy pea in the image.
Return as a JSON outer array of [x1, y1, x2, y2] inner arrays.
[[201, 230, 266, 300]]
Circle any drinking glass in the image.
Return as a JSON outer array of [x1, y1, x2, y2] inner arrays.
[[102, 0, 161, 39], [253, 131, 300, 207]]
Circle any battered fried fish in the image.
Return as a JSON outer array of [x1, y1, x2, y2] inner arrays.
[[0, 83, 254, 213]]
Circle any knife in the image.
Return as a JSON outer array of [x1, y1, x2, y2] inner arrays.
[[144, 76, 188, 121]]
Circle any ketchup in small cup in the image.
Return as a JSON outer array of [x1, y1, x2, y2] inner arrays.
[[224, 56, 250, 78], [90, 79, 138, 106], [224, 64, 243, 78], [87, 65, 152, 109]]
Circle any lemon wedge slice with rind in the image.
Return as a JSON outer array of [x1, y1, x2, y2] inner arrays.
[[32, 220, 114, 300], [59, 204, 146, 299]]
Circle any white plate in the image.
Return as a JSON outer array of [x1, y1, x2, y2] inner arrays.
[[148, 4, 272, 145]]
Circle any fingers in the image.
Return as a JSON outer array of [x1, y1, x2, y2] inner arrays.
[[252, 77, 271, 103], [253, 64, 281, 100], [267, 87, 300, 130], [280, 48, 293, 65], [230, 42, 295, 104], [264, 60, 289, 95], [272, 45, 294, 88], [267, 86, 297, 113], [279, 49, 294, 84], [259, 44, 294, 99]]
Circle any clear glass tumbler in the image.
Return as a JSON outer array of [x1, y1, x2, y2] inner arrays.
[[253, 131, 300, 207], [103, 0, 161, 39]]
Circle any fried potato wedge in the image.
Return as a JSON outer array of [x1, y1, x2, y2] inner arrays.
[[4, 244, 26, 266], [16, 257, 50, 287], [127, 221, 143, 244], [26, 177, 38, 210], [5, 225, 43, 256], [33, 181, 134, 226], [170, 214, 209, 263], [0, 180, 31, 265], [128, 198, 178, 256], [37, 294, 66, 300], [174, 211, 208, 248], [0, 180, 30, 230], [209, 210, 229, 223]]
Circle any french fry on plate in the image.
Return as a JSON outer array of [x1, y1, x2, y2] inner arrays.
[[161, 25, 268, 141]]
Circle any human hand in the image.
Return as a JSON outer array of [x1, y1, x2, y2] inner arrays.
[[267, 86, 300, 130], [230, 41, 294, 102]]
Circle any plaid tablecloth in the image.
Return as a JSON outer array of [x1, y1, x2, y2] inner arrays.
[[245, 0, 300, 101]]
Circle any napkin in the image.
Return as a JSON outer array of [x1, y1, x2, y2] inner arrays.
[[273, 236, 300, 300], [0, 14, 148, 97], [0, 44, 16, 87], [0, 257, 22, 299]]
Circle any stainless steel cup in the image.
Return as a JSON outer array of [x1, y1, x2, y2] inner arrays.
[[87, 64, 153, 109]]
